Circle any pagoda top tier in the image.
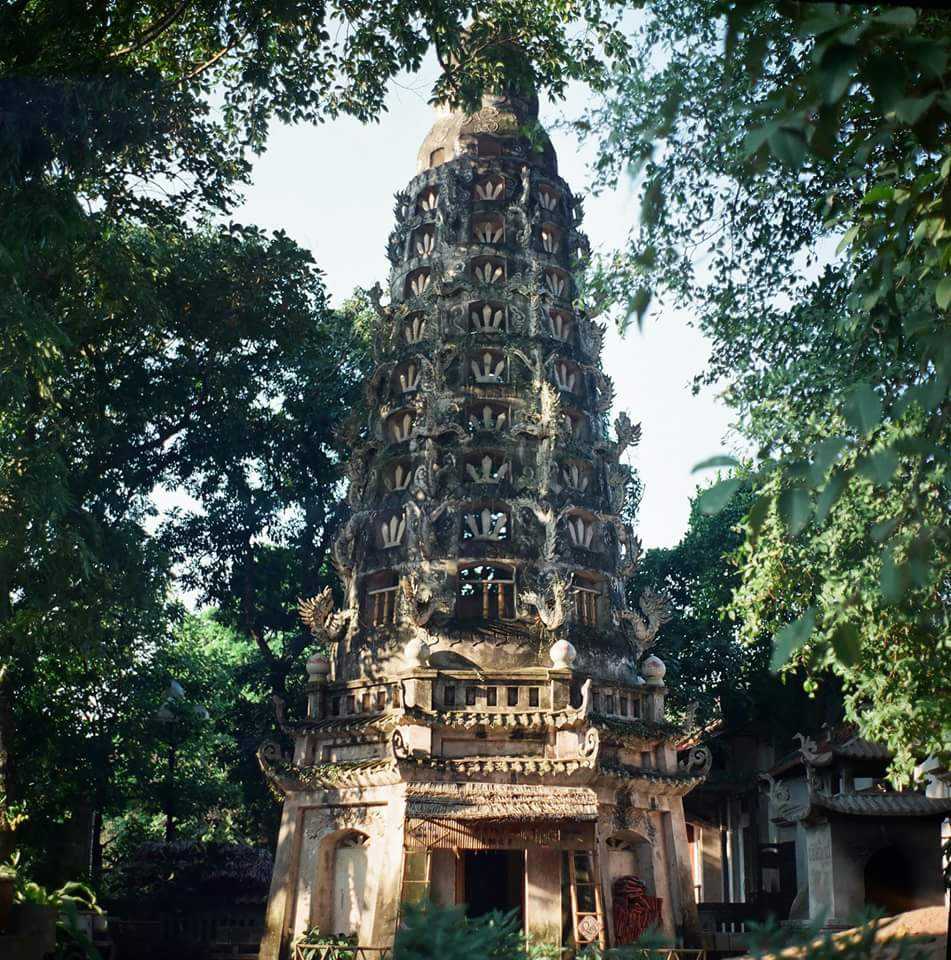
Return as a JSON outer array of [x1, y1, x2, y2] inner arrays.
[[300, 98, 668, 688], [417, 89, 557, 176]]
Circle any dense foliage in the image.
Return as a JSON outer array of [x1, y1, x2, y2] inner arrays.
[[0, 0, 638, 887], [633, 482, 841, 741], [584, 3, 950, 780]]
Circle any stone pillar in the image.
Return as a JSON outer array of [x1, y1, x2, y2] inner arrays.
[[369, 792, 408, 946], [648, 809, 676, 940], [547, 668, 573, 711], [305, 655, 330, 719], [667, 797, 701, 943], [402, 669, 435, 711], [525, 848, 562, 945], [259, 800, 302, 960], [291, 809, 322, 939], [595, 816, 615, 948]]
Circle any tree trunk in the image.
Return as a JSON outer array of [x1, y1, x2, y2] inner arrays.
[[164, 744, 177, 842], [0, 662, 16, 862]]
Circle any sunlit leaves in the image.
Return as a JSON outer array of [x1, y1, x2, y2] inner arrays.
[[583, 1, 951, 777]]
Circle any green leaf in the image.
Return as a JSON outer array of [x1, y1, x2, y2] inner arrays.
[[771, 608, 816, 672], [871, 517, 899, 542], [768, 126, 807, 169], [698, 477, 742, 515], [873, 8, 917, 29], [692, 454, 740, 473], [742, 124, 773, 158], [893, 93, 936, 126], [936, 276, 951, 310], [880, 548, 907, 603], [818, 45, 857, 104], [857, 449, 898, 486], [861, 184, 894, 204], [778, 486, 811, 536], [843, 382, 882, 434], [831, 622, 861, 667], [815, 470, 850, 524], [907, 531, 934, 588], [809, 436, 848, 484], [835, 223, 861, 255], [746, 493, 771, 542]]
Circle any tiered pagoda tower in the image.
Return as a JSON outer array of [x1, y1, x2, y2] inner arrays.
[[259, 87, 706, 960]]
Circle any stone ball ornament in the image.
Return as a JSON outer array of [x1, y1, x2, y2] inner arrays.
[[305, 653, 331, 680], [641, 654, 666, 685], [403, 637, 432, 670], [549, 638, 577, 669]]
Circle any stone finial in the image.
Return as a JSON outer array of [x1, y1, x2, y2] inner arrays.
[[549, 638, 577, 669], [305, 654, 330, 681], [403, 637, 432, 670], [641, 654, 666, 685]]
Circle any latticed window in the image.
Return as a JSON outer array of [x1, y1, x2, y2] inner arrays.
[[365, 571, 399, 627], [574, 576, 601, 625], [457, 564, 515, 620]]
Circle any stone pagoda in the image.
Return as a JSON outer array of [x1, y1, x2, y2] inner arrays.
[[258, 85, 706, 960]]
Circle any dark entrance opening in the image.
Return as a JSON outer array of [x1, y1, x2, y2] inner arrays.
[[864, 846, 916, 915], [463, 850, 525, 920]]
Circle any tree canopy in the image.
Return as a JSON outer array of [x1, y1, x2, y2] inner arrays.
[[583, 2, 950, 780]]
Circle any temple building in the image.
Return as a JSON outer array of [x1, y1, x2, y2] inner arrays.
[[257, 84, 705, 960]]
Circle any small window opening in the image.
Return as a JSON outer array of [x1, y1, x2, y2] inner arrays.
[[429, 148, 445, 167], [457, 564, 515, 620], [574, 578, 600, 626], [465, 687, 477, 706], [444, 686, 456, 707], [507, 687, 519, 707], [365, 571, 399, 626], [331, 697, 341, 717], [619, 696, 629, 717], [486, 687, 498, 706], [529, 687, 540, 707], [346, 694, 356, 714]]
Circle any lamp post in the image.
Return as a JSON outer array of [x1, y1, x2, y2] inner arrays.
[[155, 679, 208, 843]]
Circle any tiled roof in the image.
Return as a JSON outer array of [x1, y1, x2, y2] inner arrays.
[[780, 791, 951, 822], [831, 737, 892, 760]]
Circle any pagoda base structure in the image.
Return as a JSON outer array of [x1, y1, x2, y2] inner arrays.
[[258, 664, 704, 958]]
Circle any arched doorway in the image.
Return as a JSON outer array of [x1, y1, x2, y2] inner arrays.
[[607, 832, 660, 945], [332, 832, 370, 935], [864, 845, 915, 915], [606, 833, 654, 892]]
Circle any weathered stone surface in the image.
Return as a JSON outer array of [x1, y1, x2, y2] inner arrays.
[[259, 88, 700, 960]]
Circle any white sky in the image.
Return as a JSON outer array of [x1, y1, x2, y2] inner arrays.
[[233, 69, 735, 549]]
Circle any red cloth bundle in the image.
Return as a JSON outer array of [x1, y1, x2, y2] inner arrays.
[[612, 875, 663, 944]]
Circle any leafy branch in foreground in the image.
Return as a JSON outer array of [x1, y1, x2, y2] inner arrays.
[[582, 3, 950, 779]]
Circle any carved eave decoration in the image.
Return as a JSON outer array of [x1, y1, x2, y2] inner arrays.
[[257, 742, 401, 796], [590, 714, 686, 748]]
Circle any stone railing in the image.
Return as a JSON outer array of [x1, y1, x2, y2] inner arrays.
[[294, 945, 391, 960]]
